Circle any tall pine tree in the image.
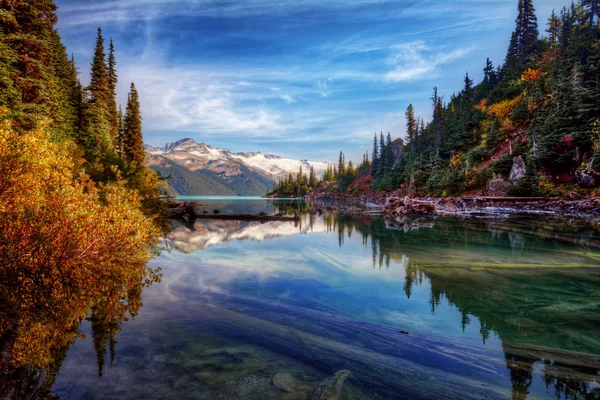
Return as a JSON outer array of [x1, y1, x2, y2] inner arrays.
[[86, 27, 113, 155], [107, 38, 119, 145], [406, 104, 417, 145], [123, 83, 144, 164]]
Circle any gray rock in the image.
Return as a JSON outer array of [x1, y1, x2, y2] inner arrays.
[[306, 370, 351, 400], [575, 170, 597, 188], [486, 179, 510, 197], [391, 138, 405, 166], [509, 155, 526, 183], [273, 372, 296, 392]]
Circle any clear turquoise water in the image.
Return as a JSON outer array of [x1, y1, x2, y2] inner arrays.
[[50, 198, 600, 399]]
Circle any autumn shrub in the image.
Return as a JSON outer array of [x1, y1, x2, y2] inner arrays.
[[0, 119, 160, 369], [464, 167, 493, 191]]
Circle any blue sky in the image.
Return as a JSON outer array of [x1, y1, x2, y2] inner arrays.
[[55, 0, 565, 162]]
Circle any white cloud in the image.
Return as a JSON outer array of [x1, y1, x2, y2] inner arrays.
[[117, 64, 283, 136], [384, 41, 474, 82], [279, 94, 295, 104], [317, 81, 330, 98], [57, 0, 401, 28]]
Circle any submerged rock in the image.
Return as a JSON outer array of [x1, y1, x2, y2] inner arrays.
[[306, 370, 351, 400], [273, 372, 296, 392]]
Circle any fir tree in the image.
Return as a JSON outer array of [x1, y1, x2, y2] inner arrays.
[[547, 10, 561, 45], [0, 0, 70, 132], [338, 151, 345, 176], [483, 58, 494, 83], [123, 83, 144, 164], [87, 27, 113, 154], [463, 72, 474, 102], [117, 104, 124, 154], [505, 31, 521, 74], [308, 166, 317, 188], [508, 0, 539, 74], [583, 0, 600, 26], [371, 133, 379, 175], [107, 38, 119, 145], [406, 104, 417, 145]]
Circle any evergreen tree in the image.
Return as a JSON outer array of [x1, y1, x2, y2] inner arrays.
[[505, 31, 521, 74], [508, 0, 539, 74], [107, 38, 119, 145], [87, 27, 113, 154], [338, 151, 345, 176], [308, 166, 317, 188], [463, 72, 474, 102], [123, 83, 144, 164], [547, 10, 561, 45], [0, 0, 78, 134], [406, 104, 417, 145], [117, 104, 124, 154], [582, 0, 599, 26], [371, 133, 379, 175], [483, 58, 494, 83]]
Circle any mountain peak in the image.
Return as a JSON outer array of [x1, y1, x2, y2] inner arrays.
[[164, 138, 197, 151]]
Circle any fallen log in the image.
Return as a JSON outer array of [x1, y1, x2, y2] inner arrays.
[[462, 196, 554, 202]]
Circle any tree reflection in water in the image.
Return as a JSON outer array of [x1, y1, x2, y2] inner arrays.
[[330, 213, 600, 400]]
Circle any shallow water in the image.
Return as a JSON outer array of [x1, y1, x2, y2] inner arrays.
[[47, 197, 600, 399]]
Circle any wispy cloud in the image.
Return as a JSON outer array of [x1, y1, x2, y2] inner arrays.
[[279, 94, 295, 104], [317, 81, 330, 98], [118, 65, 283, 136], [385, 41, 474, 82]]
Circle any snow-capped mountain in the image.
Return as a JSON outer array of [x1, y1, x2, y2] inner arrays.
[[145, 138, 330, 196]]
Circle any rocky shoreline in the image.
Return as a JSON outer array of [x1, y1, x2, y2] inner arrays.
[[310, 193, 600, 220]]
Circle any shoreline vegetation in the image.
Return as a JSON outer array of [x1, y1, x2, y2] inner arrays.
[[267, 0, 600, 220], [0, 1, 166, 397]]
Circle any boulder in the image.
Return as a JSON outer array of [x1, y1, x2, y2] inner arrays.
[[575, 170, 597, 188], [486, 179, 510, 197], [509, 155, 526, 183], [391, 138, 405, 166]]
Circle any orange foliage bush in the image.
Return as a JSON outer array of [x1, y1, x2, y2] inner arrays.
[[486, 95, 523, 120], [475, 98, 487, 112], [521, 68, 542, 82], [0, 118, 161, 369]]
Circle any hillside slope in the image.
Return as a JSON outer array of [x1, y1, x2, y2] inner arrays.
[[150, 162, 236, 196]]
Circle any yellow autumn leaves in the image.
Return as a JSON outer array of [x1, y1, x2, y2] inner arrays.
[[0, 114, 161, 369]]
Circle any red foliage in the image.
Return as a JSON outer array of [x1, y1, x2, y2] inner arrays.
[[556, 135, 574, 154]]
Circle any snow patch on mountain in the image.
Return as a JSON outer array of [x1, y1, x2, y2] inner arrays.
[[145, 138, 329, 180]]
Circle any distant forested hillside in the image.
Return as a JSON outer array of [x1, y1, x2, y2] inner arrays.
[[151, 163, 236, 196]]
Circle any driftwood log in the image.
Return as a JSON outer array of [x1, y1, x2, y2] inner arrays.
[[462, 196, 554, 202]]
